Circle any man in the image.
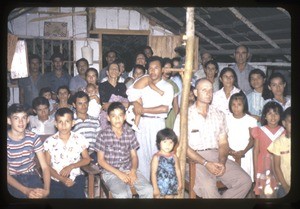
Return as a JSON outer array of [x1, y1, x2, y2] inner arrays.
[[126, 56, 174, 181], [231, 45, 254, 94], [99, 50, 117, 82], [193, 52, 213, 83], [42, 52, 71, 94], [69, 58, 89, 94], [18, 54, 45, 111], [174, 78, 252, 198], [72, 91, 101, 163]]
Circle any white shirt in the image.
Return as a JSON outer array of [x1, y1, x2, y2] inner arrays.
[[29, 115, 56, 135], [44, 131, 89, 181], [126, 78, 174, 118], [211, 86, 241, 116]]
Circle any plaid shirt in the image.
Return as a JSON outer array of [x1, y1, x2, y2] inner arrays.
[[95, 124, 139, 171]]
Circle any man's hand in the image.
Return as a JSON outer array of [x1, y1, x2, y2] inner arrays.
[[116, 171, 131, 184], [127, 170, 137, 186], [59, 165, 73, 177], [205, 162, 226, 176]]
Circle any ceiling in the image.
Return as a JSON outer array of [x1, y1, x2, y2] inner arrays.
[[7, 7, 291, 63], [133, 7, 291, 62]]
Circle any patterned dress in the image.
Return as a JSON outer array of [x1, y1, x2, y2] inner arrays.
[[156, 153, 178, 196]]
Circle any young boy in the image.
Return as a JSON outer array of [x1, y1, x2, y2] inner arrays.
[[43, 107, 90, 198], [95, 102, 153, 198], [267, 107, 291, 197], [29, 96, 56, 136], [39, 87, 57, 115], [7, 103, 50, 198]]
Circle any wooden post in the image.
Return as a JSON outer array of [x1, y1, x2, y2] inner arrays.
[[176, 7, 194, 198]]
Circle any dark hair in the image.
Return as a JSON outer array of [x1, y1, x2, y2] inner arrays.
[[50, 52, 64, 62], [162, 57, 173, 68], [156, 128, 178, 150], [260, 101, 283, 126], [85, 67, 99, 79], [32, 96, 50, 110], [39, 87, 52, 97], [7, 103, 27, 117], [283, 107, 291, 121], [174, 46, 186, 57], [29, 54, 41, 63], [204, 60, 219, 78], [134, 51, 147, 60], [228, 91, 249, 114], [57, 85, 70, 95], [143, 46, 153, 54], [172, 57, 181, 63], [107, 102, 126, 115], [248, 68, 266, 84], [116, 58, 126, 67], [72, 91, 89, 104], [148, 56, 163, 68], [55, 107, 74, 121], [219, 67, 239, 89], [76, 58, 89, 68], [262, 72, 287, 100], [133, 64, 146, 75], [105, 50, 117, 58], [107, 61, 120, 72]]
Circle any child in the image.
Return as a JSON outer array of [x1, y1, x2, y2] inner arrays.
[[267, 107, 291, 197], [95, 102, 153, 198], [7, 103, 50, 198], [29, 96, 56, 135], [247, 69, 267, 125], [85, 83, 102, 118], [151, 128, 182, 198], [251, 101, 285, 197], [43, 107, 90, 198], [227, 92, 257, 182], [39, 87, 57, 115], [126, 65, 165, 132], [263, 72, 291, 110]]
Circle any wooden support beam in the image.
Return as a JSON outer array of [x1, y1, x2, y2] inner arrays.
[[195, 31, 223, 50], [190, 8, 239, 46], [155, 7, 185, 27], [229, 7, 281, 49], [177, 7, 195, 199], [206, 48, 291, 55], [29, 11, 88, 22]]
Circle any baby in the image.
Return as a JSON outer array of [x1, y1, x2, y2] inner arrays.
[[85, 83, 101, 118]]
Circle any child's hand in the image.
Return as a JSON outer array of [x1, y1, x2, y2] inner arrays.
[[63, 177, 74, 187], [117, 171, 131, 184], [234, 150, 245, 158], [59, 165, 73, 177], [28, 188, 49, 198], [90, 95, 100, 104], [127, 170, 137, 186]]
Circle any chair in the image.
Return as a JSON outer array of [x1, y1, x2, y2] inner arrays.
[[184, 157, 228, 198]]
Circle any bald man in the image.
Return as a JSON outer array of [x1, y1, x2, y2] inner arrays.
[[174, 78, 251, 198]]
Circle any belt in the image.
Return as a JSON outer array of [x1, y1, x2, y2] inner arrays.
[[195, 148, 217, 152], [142, 115, 162, 119]]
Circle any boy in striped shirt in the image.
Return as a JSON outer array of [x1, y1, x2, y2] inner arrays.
[[7, 104, 50, 198]]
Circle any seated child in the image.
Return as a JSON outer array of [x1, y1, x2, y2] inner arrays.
[[151, 128, 182, 198], [7, 103, 50, 198], [85, 83, 102, 118], [29, 96, 56, 135], [126, 65, 164, 132], [44, 107, 90, 198], [96, 102, 153, 198], [39, 87, 57, 116], [267, 107, 291, 197]]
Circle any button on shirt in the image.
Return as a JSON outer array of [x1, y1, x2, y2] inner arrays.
[[95, 124, 139, 171], [174, 104, 228, 151]]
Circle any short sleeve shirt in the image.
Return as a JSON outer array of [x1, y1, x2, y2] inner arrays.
[[7, 131, 43, 175], [44, 131, 89, 181], [95, 124, 139, 171]]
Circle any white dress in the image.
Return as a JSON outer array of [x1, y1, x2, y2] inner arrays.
[[226, 113, 257, 181]]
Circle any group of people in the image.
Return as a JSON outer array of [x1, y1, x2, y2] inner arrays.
[[7, 44, 291, 199]]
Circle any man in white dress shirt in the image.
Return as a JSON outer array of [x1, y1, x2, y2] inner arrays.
[[126, 56, 174, 181]]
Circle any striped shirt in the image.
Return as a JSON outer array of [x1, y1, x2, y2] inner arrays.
[[95, 124, 139, 171], [7, 130, 43, 175], [73, 113, 101, 151]]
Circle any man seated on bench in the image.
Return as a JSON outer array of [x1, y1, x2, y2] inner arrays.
[[174, 78, 252, 198], [95, 102, 153, 198]]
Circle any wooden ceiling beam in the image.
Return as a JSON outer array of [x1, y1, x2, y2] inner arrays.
[[206, 48, 290, 55], [155, 7, 184, 27], [195, 31, 223, 50]]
